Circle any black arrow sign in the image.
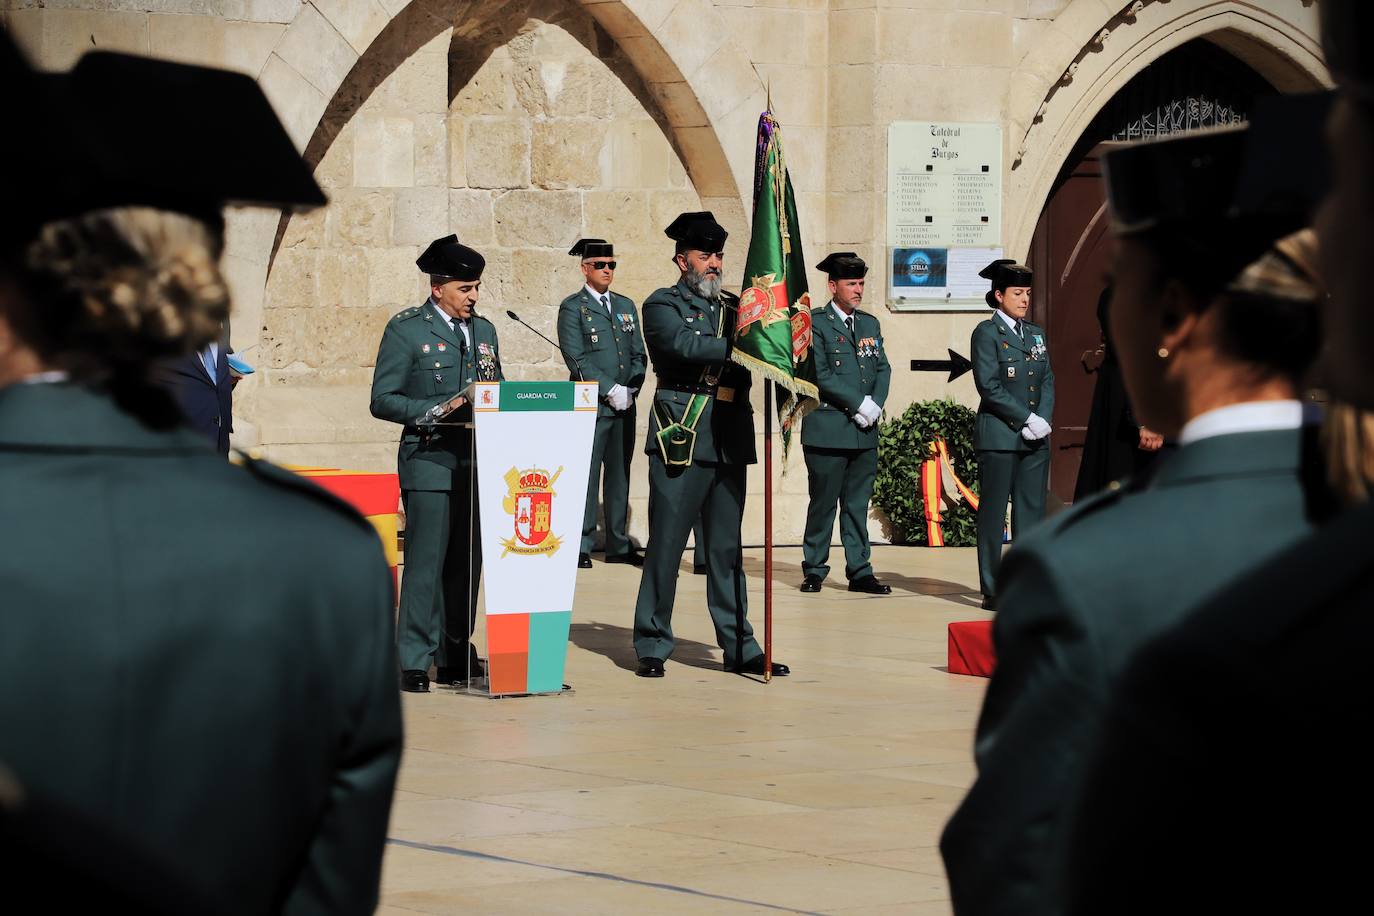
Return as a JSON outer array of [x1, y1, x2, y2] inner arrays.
[[910, 349, 973, 383]]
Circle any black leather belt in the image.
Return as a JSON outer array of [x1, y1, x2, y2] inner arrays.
[[655, 379, 735, 402]]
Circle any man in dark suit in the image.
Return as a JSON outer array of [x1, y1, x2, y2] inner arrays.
[[157, 324, 233, 454]]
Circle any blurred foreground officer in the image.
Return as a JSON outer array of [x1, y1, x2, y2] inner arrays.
[[0, 38, 400, 915], [632, 211, 788, 678], [371, 234, 503, 692], [799, 252, 892, 595], [970, 260, 1053, 610], [1064, 8, 1372, 910], [943, 111, 1331, 916], [556, 238, 646, 569]]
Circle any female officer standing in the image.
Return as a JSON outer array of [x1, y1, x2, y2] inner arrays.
[[970, 259, 1054, 609], [0, 43, 401, 914]]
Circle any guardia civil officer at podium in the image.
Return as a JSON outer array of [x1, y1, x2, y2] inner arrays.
[[632, 211, 789, 679], [799, 252, 892, 595], [556, 238, 647, 569], [971, 259, 1054, 610], [370, 234, 504, 693]]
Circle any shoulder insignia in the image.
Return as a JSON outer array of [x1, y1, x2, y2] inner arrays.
[[235, 455, 374, 534], [392, 305, 422, 321]]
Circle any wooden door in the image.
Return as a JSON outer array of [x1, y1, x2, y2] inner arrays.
[[1028, 148, 1113, 505]]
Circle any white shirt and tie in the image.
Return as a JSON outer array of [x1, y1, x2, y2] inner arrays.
[[585, 284, 613, 316], [995, 309, 1024, 338], [585, 285, 634, 411], [428, 298, 471, 349]]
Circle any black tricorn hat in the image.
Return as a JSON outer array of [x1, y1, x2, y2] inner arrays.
[[417, 234, 485, 280], [3, 48, 326, 236], [664, 211, 728, 253], [569, 238, 614, 259], [1321, 0, 1374, 98], [1103, 94, 1332, 282], [979, 259, 1033, 308], [1102, 126, 1248, 236], [816, 252, 868, 279]]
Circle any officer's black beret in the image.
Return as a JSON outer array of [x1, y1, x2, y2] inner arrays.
[[816, 252, 868, 279], [664, 211, 728, 253], [1321, 0, 1374, 98], [1, 45, 325, 237], [417, 234, 485, 280], [569, 238, 614, 259]]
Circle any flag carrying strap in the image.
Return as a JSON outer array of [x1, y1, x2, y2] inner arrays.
[[921, 438, 979, 547], [652, 394, 709, 467]]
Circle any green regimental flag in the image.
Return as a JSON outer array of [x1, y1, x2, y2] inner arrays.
[[731, 110, 819, 457]]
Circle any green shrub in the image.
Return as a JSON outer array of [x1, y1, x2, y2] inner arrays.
[[873, 398, 979, 546]]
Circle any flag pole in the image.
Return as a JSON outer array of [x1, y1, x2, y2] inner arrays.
[[764, 378, 773, 683]]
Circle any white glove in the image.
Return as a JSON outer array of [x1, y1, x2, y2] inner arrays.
[[858, 396, 882, 424], [1020, 426, 1038, 441], [1024, 413, 1052, 439], [852, 410, 873, 429], [607, 384, 631, 411]]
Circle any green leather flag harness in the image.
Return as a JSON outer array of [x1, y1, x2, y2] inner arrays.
[[653, 301, 726, 467]]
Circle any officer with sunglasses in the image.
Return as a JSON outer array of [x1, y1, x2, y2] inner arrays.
[[557, 239, 648, 569]]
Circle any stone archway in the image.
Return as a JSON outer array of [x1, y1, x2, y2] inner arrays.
[[1002, 0, 1327, 259], [224, 0, 765, 384]]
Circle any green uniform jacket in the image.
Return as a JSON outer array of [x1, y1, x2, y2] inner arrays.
[[941, 426, 1319, 916], [370, 301, 504, 491], [971, 315, 1055, 451], [0, 381, 402, 915], [1064, 483, 1360, 915], [555, 287, 647, 417], [802, 304, 892, 450], [641, 278, 755, 465]]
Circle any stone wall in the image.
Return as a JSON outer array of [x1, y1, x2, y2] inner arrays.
[[2, 0, 1328, 551], [251, 7, 715, 548]]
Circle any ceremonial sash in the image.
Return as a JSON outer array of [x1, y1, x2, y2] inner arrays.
[[653, 394, 708, 467], [921, 437, 979, 547]]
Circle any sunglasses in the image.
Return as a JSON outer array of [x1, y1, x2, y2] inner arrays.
[[586, 260, 617, 270]]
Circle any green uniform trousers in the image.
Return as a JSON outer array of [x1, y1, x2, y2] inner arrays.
[[398, 486, 482, 673], [634, 456, 760, 666], [581, 410, 635, 556], [802, 446, 879, 582], [975, 448, 1050, 598], [693, 518, 705, 569]]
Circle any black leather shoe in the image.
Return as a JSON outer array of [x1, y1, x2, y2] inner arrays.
[[635, 657, 665, 678], [400, 670, 429, 693], [729, 656, 790, 676], [848, 575, 892, 595], [981, 595, 997, 611], [799, 574, 823, 593], [436, 661, 485, 685], [578, 553, 593, 569], [693, 563, 707, 575], [605, 551, 645, 567]]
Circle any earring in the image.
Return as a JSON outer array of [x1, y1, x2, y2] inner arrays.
[[1157, 347, 1170, 359]]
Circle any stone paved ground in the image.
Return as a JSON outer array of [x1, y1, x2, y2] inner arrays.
[[380, 544, 989, 915]]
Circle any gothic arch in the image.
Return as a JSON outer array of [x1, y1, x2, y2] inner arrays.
[[1003, 0, 1327, 258], [225, 0, 764, 357]]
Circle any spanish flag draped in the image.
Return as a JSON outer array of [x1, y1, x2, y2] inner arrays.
[[921, 438, 979, 547]]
